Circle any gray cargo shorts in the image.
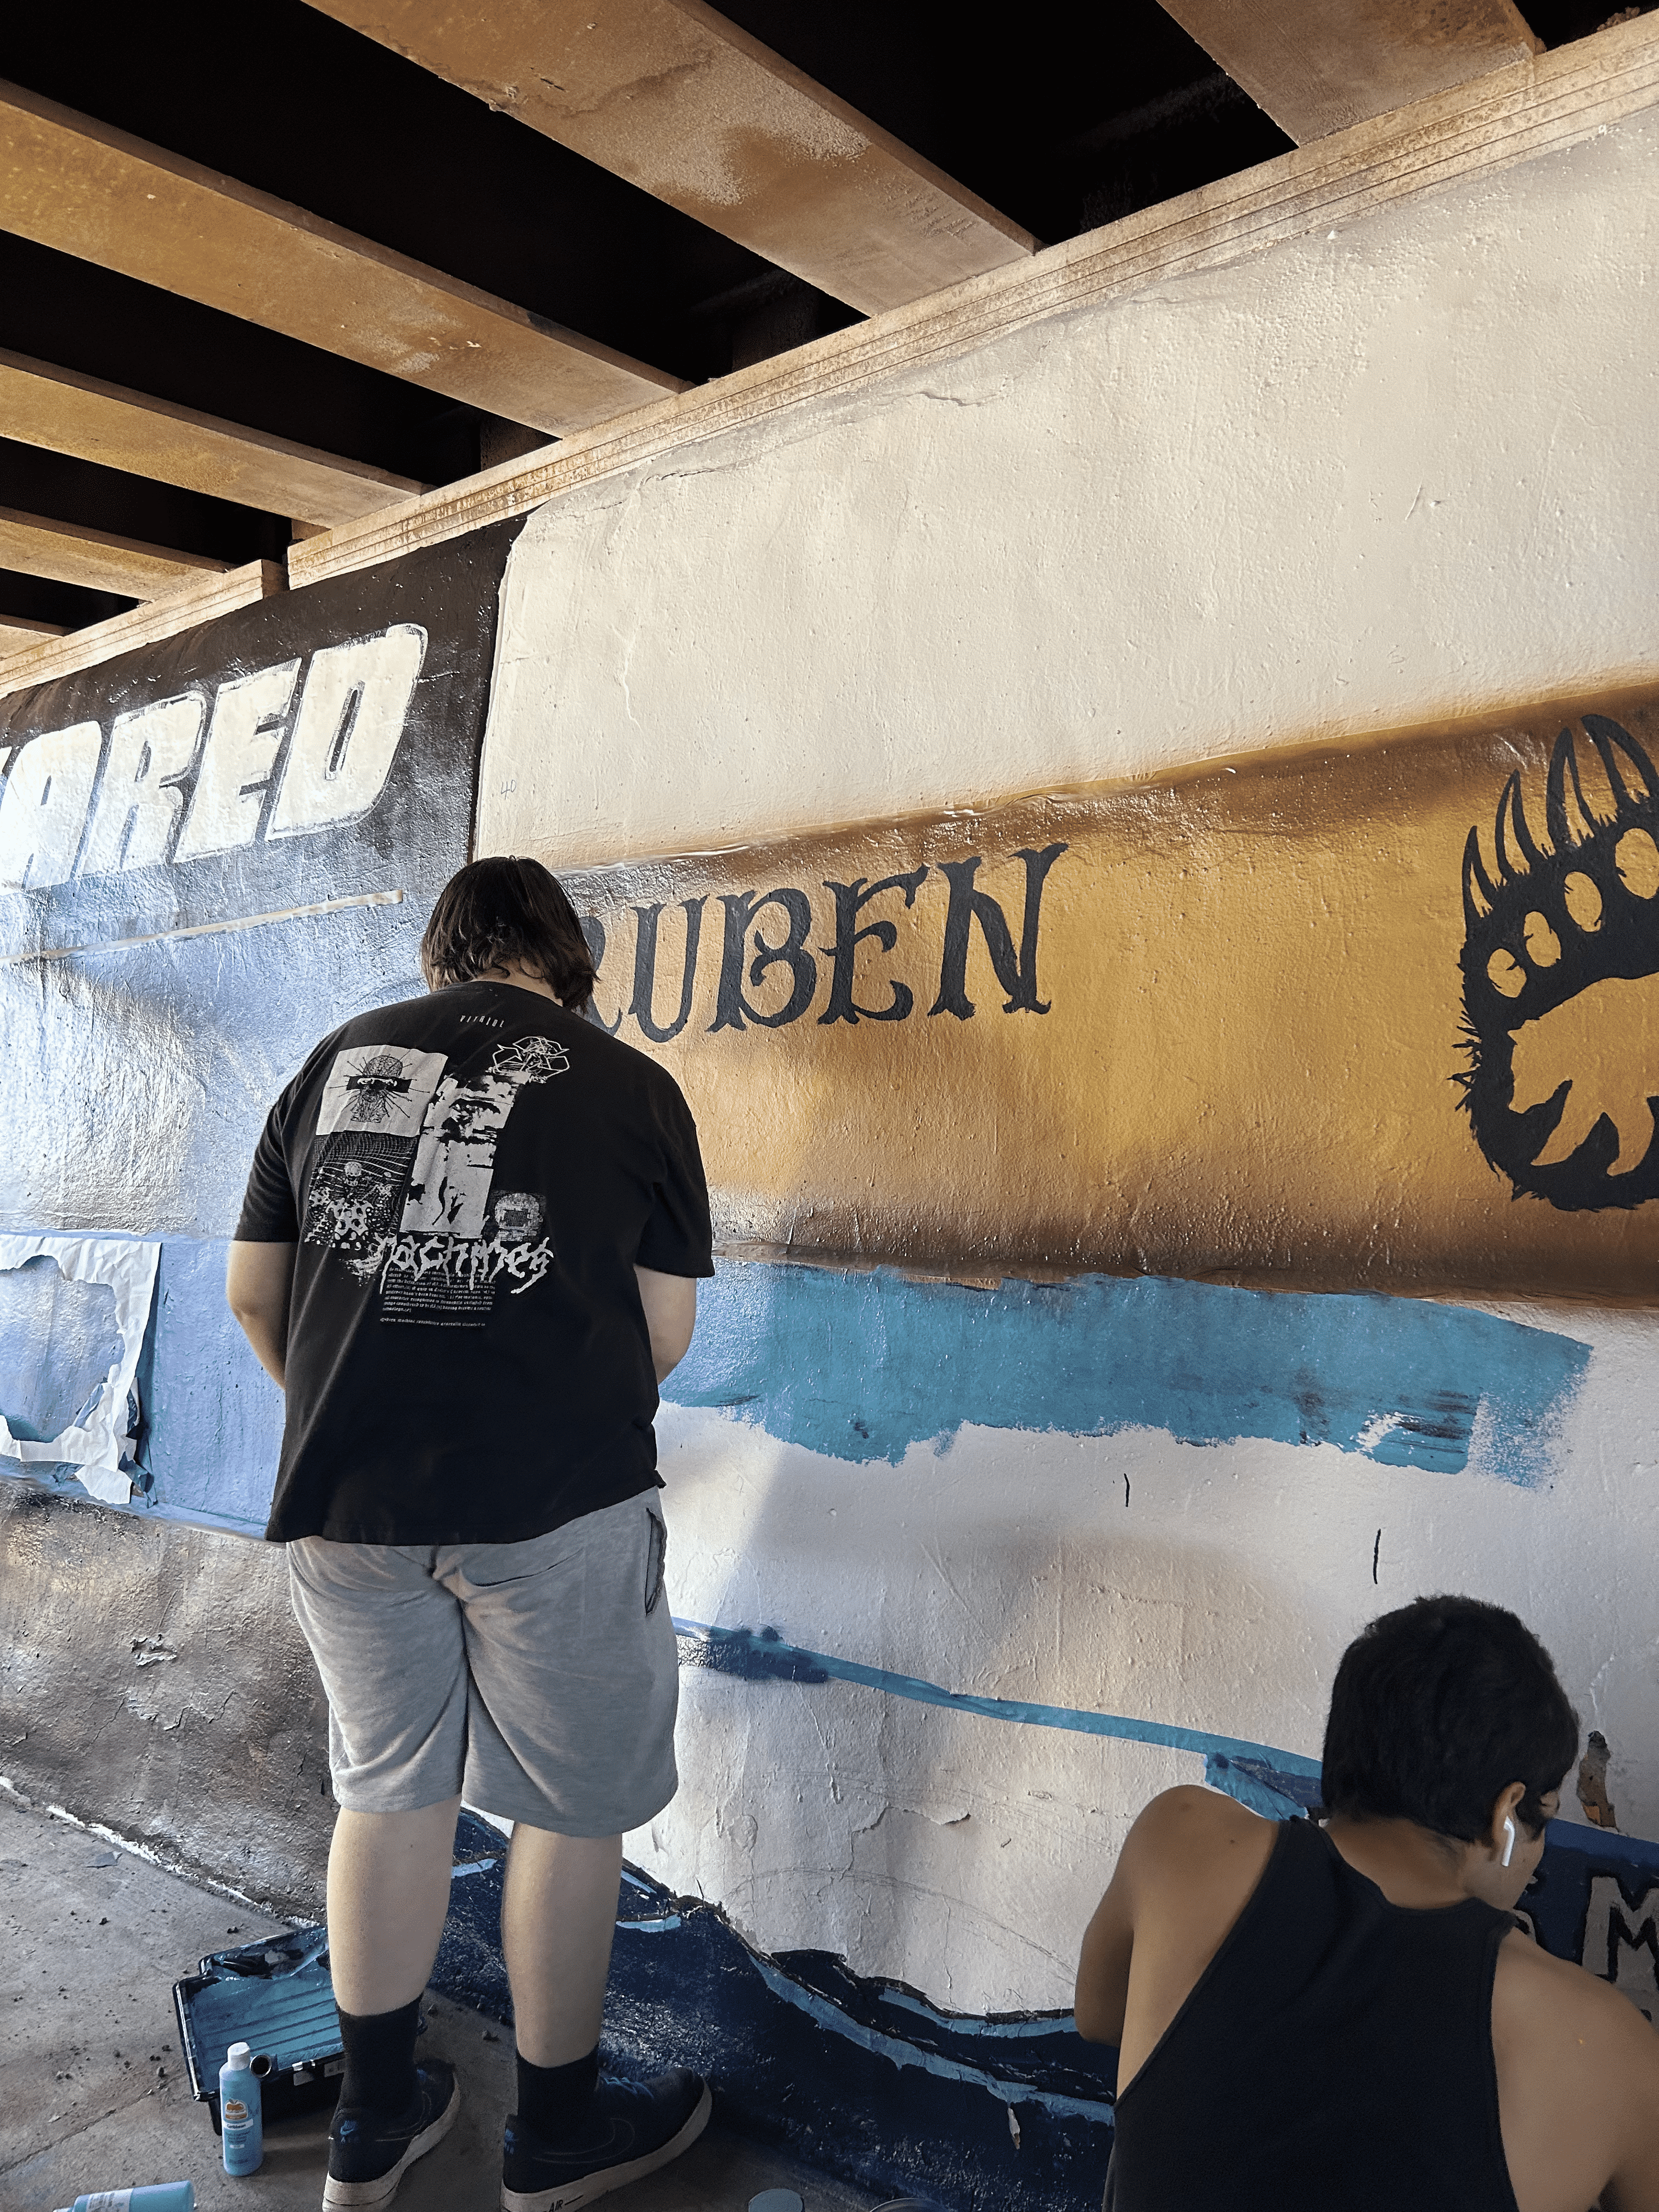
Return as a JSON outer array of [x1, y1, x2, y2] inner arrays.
[[287, 1494, 679, 1835]]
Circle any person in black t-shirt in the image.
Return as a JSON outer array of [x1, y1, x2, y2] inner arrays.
[[1074, 1596, 1659, 2212], [228, 856, 716, 2212]]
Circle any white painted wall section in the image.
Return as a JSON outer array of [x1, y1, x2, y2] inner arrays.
[[481, 107, 1659, 867]]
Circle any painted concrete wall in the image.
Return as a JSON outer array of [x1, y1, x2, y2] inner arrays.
[[1, 89, 1657, 2212], [471, 91, 1659, 2048], [556, 708, 1659, 1297], [479, 106, 1659, 868], [0, 524, 518, 1527]]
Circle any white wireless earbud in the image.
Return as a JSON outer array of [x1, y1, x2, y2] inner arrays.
[[1501, 1816, 1516, 1868]]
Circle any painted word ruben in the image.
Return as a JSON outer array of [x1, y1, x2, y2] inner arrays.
[[584, 842, 1069, 1036], [0, 623, 426, 891]]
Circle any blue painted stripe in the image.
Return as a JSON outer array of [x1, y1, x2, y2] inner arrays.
[[745, 1953, 1116, 2127], [665, 1262, 1590, 1484], [1543, 1818, 1659, 1872], [674, 1619, 1323, 1778], [879, 1988, 1077, 2041]]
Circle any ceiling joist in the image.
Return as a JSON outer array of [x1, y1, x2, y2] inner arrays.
[[283, 10, 1659, 597], [1158, 0, 1542, 144], [0, 349, 426, 527], [302, 0, 1038, 317], [0, 505, 230, 600], [0, 560, 284, 695], [0, 615, 66, 657], [0, 80, 685, 437]]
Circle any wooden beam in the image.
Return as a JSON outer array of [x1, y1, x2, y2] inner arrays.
[[0, 349, 424, 527], [1159, 0, 1541, 144], [0, 561, 283, 699], [288, 10, 1659, 594], [302, 0, 1036, 315], [0, 80, 683, 436], [0, 614, 65, 656], [0, 507, 229, 599]]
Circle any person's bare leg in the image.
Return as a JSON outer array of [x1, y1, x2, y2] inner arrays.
[[500, 1825, 623, 2066], [327, 1796, 462, 2015]]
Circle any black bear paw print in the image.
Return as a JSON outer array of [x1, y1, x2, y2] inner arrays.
[[1458, 715, 1659, 1212]]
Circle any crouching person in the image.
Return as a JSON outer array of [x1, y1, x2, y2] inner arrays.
[[227, 856, 716, 2211], [1075, 1595, 1659, 2212]]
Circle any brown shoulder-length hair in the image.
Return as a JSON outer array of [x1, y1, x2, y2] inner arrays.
[[420, 855, 597, 1008]]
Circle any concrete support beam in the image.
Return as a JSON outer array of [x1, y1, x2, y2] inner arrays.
[[286, 10, 1659, 593], [0, 613, 66, 656], [1159, 0, 1542, 143], [0, 80, 684, 436], [0, 349, 425, 527], [302, 0, 1037, 315], [0, 560, 283, 697], [0, 506, 229, 599]]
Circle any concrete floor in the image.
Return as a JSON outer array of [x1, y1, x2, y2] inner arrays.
[[0, 1793, 884, 2212]]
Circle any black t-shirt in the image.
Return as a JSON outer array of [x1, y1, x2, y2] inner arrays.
[[236, 979, 714, 1544]]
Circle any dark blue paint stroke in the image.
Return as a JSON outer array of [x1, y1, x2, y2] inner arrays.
[[435, 1807, 1659, 2212], [665, 1263, 1590, 1484], [676, 1620, 1323, 1791], [678, 1622, 1312, 1817], [1523, 1820, 1659, 1989], [1207, 1754, 1323, 1819], [435, 1814, 1119, 2212]]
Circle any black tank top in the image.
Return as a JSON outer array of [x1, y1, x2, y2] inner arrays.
[[1105, 1818, 1520, 2212]]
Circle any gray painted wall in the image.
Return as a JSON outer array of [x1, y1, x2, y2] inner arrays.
[[0, 1485, 329, 1916]]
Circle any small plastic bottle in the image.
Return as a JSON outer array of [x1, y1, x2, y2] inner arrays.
[[219, 2039, 264, 2175], [54, 2187, 196, 2212]]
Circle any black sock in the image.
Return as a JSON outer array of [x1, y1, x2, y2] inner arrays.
[[337, 1996, 421, 2114], [516, 2047, 600, 2141]]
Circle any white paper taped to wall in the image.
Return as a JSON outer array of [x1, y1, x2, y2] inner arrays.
[[0, 1233, 160, 1503]]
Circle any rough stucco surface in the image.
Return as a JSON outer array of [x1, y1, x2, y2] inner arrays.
[[481, 106, 1659, 869], [635, 1290, 1657, 2012], [3, 94, 1658, 2101], [0, 1485, 331, 1915], [462, 100, 1659, 2022]]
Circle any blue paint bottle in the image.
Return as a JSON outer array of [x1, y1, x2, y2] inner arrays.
[[53, 2189, 196, 2212], [219, 2040, 263, 2175]]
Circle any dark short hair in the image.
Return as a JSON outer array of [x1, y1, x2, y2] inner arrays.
[[1321, 1595, 1579, 1841], [420, 856, 596, 1008]]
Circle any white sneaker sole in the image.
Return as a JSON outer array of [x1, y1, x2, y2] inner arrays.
[[500, 2080, 713, 2212], [323, 2078, 461, 2209]]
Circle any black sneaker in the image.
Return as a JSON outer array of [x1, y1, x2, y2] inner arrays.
[[323, 2059, 460, 2208], [500, 2066, 712, 2210]]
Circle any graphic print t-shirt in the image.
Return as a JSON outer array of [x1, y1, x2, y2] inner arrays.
[[236, 980, 714, 1544]]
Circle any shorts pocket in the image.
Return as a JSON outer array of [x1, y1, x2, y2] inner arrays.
[[644, 1505, 667, 1615]]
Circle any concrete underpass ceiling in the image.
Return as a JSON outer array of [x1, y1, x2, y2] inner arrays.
[[0, 0, 1642, 645]]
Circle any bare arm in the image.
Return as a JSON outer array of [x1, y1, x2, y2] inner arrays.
[[1599, 1995, 1659, 2212], [1495, 1931, 1659, 2212], [635, 1265, 696, 1382], [1076, 1786, 1277, 2080], [226, 1240, 296, 1389], [1075, 1857, 1137, 2044]]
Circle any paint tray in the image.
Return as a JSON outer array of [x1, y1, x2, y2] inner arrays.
[[172, 1926, 345, 2133]]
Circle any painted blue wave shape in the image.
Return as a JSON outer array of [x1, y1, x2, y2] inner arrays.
[[665, 1262, 1590, 1484], [744, 1951, 1116, 2126], [676, 1620, 1323, 1819]]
